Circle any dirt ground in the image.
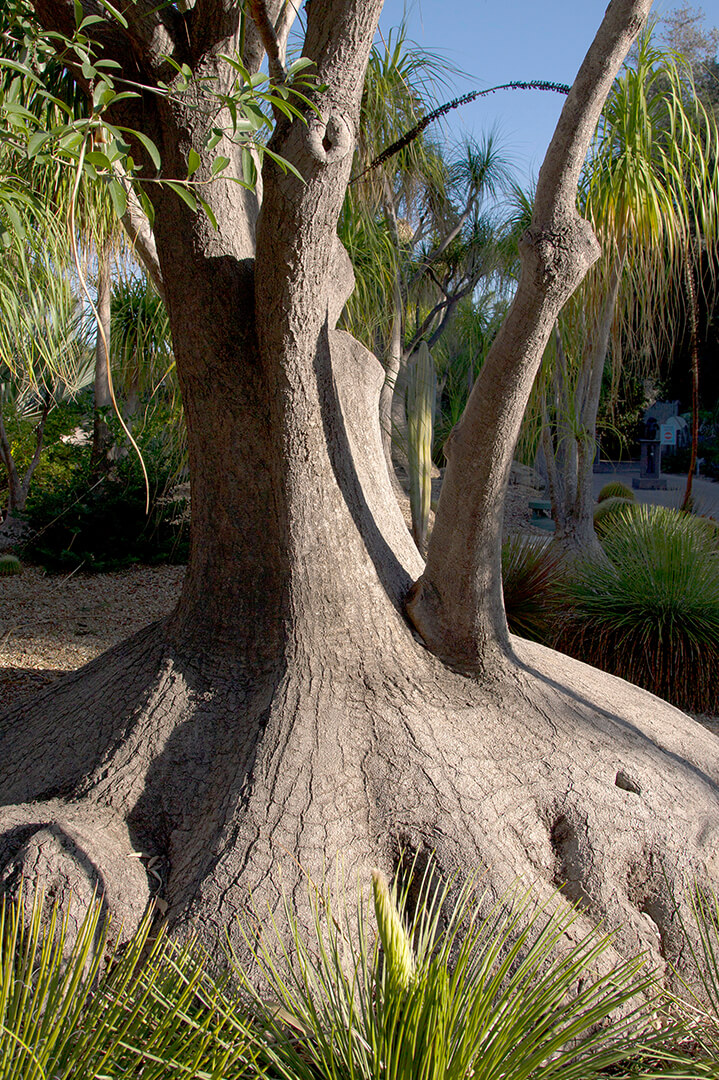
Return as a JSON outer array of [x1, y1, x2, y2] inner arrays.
[[1, 475, 718, 733]]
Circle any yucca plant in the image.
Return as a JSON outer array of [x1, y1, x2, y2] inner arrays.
[[560, 505, 719, 712], [232, 867, 660, 1080], [675, 889, 719, 1070], [593, 494, 636, 538], [0, 886, 260, 1079], [501, 534, 565, 644]]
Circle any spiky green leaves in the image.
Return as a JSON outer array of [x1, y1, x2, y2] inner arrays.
[[234, 867, 662, 1080], [561, 504, 719, 711], [0, 887, 260, 1079], [372, 868, 416, 993]]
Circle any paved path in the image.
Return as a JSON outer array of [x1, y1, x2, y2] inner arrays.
[[592, 467, 719, 519]]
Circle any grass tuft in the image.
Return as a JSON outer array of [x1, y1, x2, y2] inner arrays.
[[0, 884, 259, 1079], [502, 534, 565, 643], [232, 867, 661, 1080], [560, 504, 719, 712]]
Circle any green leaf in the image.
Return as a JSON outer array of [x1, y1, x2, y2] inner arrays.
[[135, 184, 155, 227], [2, 102, 38, 124], [96, 0, 129, 28], [197, 195, 218, 231], [79, 14, 107, 30], [0, 60, 43, 86], [166, 181, 198, 212], [26, 131, 49, 158], [107, 177, 127, 218], [85, 150, 113, 170], [205, 129, 223, 152], [219, 54, 251, 83], [74, 0, 84, 27], [288, 56, 315, 77], [263, 146, 304, 183], [127, 129, 161, 171], [211, 155, 230, 177], [3, 202, 25, 241], [241, 146, 257, 188], [187, 147, 201, 178]]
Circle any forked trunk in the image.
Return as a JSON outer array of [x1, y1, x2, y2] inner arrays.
[[4, 0, 719, 998]]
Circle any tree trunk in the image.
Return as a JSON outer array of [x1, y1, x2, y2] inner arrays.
[[4, 0, 719, 994], [682, 253, 700, 512], [90, 237, 113, 472], [547, 259, 623, 560]]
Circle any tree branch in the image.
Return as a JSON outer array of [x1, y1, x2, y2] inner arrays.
[[247, 0, 286, 82], [113, 164, 166, 302], [406, 0, 653, 673]]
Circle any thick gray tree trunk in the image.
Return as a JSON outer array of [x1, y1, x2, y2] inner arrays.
[[2, 0, 719, 993]]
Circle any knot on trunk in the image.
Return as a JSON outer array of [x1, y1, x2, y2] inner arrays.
[[307, 112, 353, 164], [520, 216, 599, 299], [0, 800, 152, 948]]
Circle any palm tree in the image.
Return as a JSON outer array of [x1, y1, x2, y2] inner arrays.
[[540, 31, 718, 556], [0, 204, 92, 533], [340, 27, 516, 545]]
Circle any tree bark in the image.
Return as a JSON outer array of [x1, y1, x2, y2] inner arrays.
[[4, 0, 719, 997], [546, 258, 623, 560], [406, 0, 648, 672], [90, 237, 113, 472]]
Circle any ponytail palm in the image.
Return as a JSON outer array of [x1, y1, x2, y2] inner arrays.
[[541, 32, 718, 556]]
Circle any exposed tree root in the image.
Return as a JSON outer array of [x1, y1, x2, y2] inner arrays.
[[2, 623, 718, 991]]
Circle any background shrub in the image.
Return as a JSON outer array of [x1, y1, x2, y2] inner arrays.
[[559, 505, 719, 712], [21, 404, 188, 571], [597, 480, 636, 503], [593, 495, 637, 539], [501, 534, 565, 643]]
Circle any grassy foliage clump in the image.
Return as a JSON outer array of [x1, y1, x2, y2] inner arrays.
[[597, 480, 636, 503], [234, 868, 659, 1080], [0, 887, 259, 1079], [593, 495, 637, 539], [560, 505, 719, 712], [21, 403, 188, 571], [502, 534, 565, 643]]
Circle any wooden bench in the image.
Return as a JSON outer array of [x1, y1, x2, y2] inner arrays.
[[529, 499, 554, 532]]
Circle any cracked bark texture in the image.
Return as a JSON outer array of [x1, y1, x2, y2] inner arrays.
[[2, 0, 719, 993]]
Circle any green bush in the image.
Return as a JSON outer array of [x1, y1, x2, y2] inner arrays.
[[560, 505, 719, 712], [593, 495, 636, 539], [0, 888, 259, 1079], [234, 868, 660, 1080], [502, 534, 565, 643], [0, 553, 21, 575], [597, 480, 636, 503], [21, 409, 188, 571]]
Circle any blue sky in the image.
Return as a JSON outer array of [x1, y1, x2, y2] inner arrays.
[[377, 0, 719, 184]]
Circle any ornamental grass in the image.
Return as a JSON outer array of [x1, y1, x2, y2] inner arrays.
[[501, 534, 566, 643], [232, 867, 660, 1080], [0, 885, 259, 1079], [559, 504, 719, 712]]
